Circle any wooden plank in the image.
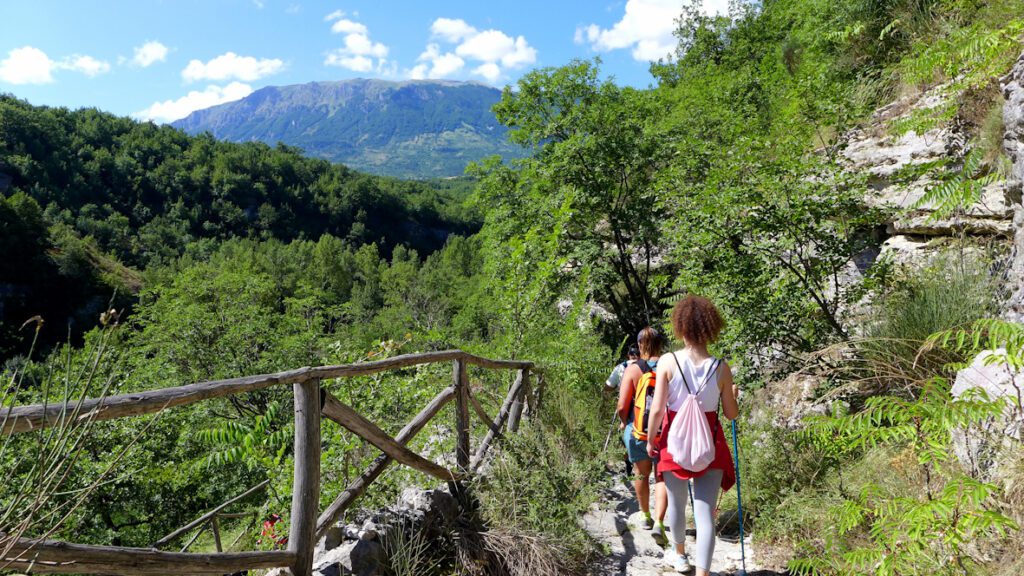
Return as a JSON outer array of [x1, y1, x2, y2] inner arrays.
[[507, 369, 528, 433], [467, 388, 499, 435], [2, 368, 312, 435], [0, 537, 293, 575], [312, 351, 532, 380], [470, 371, 527, 471], [454, 360, 471, 470], [154, 480, 270, 547], [314, 386, 455, 540], [320, 391, 457, 482], [3, 351, 533, 437], [288, 379, 321, 576], [178, 524, 205, 553], [210, 517, 222, 553]]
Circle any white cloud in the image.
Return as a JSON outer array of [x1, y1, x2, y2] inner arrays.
[[414, 18, 536, 83], [577, 0, 729, 61], [286, 4, 301, 14], [132, 41, 168, 67], [431, 18, 477, 43], [472, 63, 501, 83], [325, 54, 373, 72], [134, 81, 253, 123], [58, 54, 111, 77], [331, 18, 367, 35], [0, 46, 112, 84], [342, 33, 387, 57], [182, 52, 284, 82], [456, 30, 516, 63], [411, 44, 464, 79], [324, 15, 389, 72], [0, 46, 54, 84]]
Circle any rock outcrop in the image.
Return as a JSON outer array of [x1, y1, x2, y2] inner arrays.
[[1001, 51, 1024, 321], [951, 349, 1024, 478], [841, 85, 1017, 268], [268, 486, 460, 576]]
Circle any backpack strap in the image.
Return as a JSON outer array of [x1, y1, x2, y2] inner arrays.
[[669, 352, 694, 396], [635, 358, 651, 374], [693, 358, 721, 396], [671, 353, 722, 396]]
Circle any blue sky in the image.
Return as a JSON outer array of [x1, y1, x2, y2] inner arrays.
[[0, 1, 727, 123]]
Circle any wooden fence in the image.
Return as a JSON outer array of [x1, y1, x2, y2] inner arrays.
[[0, 349, 537, 576]]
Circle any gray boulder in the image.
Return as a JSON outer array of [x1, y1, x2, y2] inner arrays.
[[951, 349, 1024, 477], [1001, 50, 1024, 320]]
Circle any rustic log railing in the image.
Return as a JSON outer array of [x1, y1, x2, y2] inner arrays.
[[154, 480, 269, 552], [0, 350, 535, 576]]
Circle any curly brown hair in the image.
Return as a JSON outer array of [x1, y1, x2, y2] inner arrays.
[[671, 295, 724, 345]]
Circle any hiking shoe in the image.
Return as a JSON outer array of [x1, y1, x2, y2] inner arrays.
[[663, 549, 693, 573], [651, 522, 667, 546], [642, 514, 654, 530]]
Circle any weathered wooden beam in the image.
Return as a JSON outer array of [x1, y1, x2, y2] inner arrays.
[[467, 388, 499, 435], [3, 351, 533, 437], [314, 385, 456, 540], [310, 351, 533, 381], [1, 368, 313, 435], [454, 360, 471, 471], [288, 379, 321, 576], [0, 537, 294, 575], [154, 480, 269, 547], [210, 517, 222, 553], [507, 369, 528, 433], [470, 371, 527, 471], [320, 391, 457, 482]]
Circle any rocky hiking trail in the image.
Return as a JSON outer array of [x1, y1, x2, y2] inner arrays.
[[584, 470, 784, 576]]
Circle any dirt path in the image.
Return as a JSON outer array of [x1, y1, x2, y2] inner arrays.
[[584, 471, 783, 576]]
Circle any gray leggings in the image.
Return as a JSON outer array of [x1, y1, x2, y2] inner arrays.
[[664, 469, 722, 571]]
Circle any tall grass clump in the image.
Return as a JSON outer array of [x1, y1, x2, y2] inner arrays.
[[1, 316, 154, 569], [849, 255, 999, 395], [474, 382, 606, 575]]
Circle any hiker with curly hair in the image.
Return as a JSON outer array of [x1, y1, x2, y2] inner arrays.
[[646, 295, 739, 575]]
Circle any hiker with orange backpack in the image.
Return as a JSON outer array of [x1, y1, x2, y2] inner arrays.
[[616, 327, 668, 534]]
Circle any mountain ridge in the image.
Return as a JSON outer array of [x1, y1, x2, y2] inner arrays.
[[171, 78, 526, 178]]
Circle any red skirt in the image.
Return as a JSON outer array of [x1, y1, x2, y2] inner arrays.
[[655, 410, 736, 492]]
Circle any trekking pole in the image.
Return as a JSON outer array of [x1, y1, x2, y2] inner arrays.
[[602, 410, 618, 452], [731, 419, 747, 576]]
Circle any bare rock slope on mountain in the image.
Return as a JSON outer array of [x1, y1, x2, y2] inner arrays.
[[172, 79, 526, 179]]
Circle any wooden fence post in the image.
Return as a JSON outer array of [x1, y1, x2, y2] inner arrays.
[[453, 359, 470, 471], [288, 378, 321, 576], [506, 369, 527, 433]]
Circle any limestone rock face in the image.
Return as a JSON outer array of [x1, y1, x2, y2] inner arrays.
[[951, 349, 1024, 477], [841, 82, 1017, 270], [303, 486, 459, 576], [1001, 51, 1024, 320], [751, 372, 835, 429]]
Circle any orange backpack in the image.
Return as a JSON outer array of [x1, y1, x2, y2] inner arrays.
[[631, 359, 657, 441]]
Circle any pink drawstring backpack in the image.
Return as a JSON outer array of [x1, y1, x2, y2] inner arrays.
[[666, 353, 720, 472]]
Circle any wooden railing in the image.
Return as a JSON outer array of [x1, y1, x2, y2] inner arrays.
[[0, 350, 537, 576]]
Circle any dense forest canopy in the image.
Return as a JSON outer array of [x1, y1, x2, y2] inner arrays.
[[3, 0, 1024, 574], [0, 95, 480, 355]]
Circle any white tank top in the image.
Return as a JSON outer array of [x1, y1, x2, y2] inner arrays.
[[665, 351, 721, 412]]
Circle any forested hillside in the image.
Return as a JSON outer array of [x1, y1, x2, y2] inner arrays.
[[4, 1, 1024, 575], [172, 79, 529, 179], [0, 96, 479, 355]]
